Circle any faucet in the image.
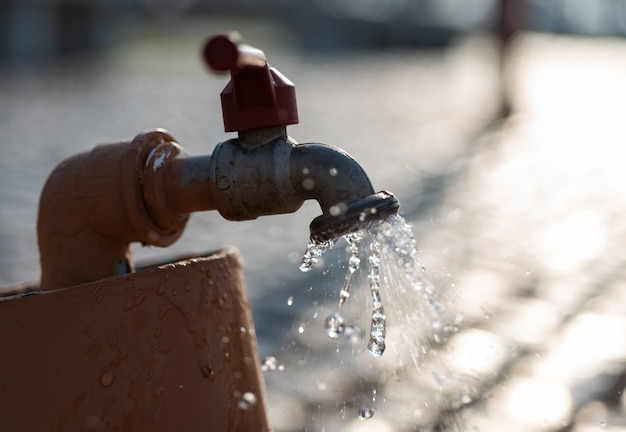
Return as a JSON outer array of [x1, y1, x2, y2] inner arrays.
[[37, 33, 399, 290]]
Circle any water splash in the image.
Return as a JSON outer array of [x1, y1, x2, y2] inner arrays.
[[371, 213, 445, 316], [299, 213, 445, 358]]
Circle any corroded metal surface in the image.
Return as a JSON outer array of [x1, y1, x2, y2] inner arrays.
[[0, 249, 271, 432]]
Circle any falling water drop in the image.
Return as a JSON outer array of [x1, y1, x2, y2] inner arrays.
[[324, 312, 345, 339], [358, 406, 375, 420]]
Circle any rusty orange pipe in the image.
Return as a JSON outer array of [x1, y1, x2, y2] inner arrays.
[[37, 130, 198, 290]]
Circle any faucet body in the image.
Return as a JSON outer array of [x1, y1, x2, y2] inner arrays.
[[38, 127, 391, 289], [208, 128, 376, 221], [37, 33, 398, 290]]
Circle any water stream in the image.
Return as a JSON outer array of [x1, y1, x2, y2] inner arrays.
[[300, 212, 448, 361]]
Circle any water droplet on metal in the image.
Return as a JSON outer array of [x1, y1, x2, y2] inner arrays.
[[302, 178, 315, 190], [238, 392, 257, 410], [99, 371, 114, 387]]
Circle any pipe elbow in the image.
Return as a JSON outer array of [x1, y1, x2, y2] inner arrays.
[[38, 130, 188, 290], [290, 143, 399, 242]]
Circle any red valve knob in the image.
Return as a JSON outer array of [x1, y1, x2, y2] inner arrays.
[[203, 33, 299, 132]]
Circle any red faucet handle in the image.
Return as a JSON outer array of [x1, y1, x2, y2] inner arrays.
[[202, 33, 299, 132], [203, 33, 266, 73]]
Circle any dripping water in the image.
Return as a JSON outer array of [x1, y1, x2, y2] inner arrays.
[[366, 240, 386, 357], [298, 212, 451, 424], [300, 238, 335, 272], [338, 232, 362, 307]]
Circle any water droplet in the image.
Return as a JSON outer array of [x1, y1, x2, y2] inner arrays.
[[287, 296, 294, 306], [324, 313, 345, 339], [99, 371, 115, 387], [330, 202, 348, 216], [302, 178, 315, 190], [329, 167, 338, 176], [338, 288, 350, 306], [358, 406, 375, 420], [261, 356, 279, 372], [367, 335, 386, 357], [238, 392, 257, 410], [298, 324, 305, 334]]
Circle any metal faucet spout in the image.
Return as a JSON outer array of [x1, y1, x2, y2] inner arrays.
[[203, 129, 399, 243], [289, 142, 399, 242]]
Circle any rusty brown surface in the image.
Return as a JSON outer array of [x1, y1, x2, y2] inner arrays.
[[0, 249, 271, 432], [37, 130, 190, 291]]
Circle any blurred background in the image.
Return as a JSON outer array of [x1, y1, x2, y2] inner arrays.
[[2, 0, 626, 430]]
